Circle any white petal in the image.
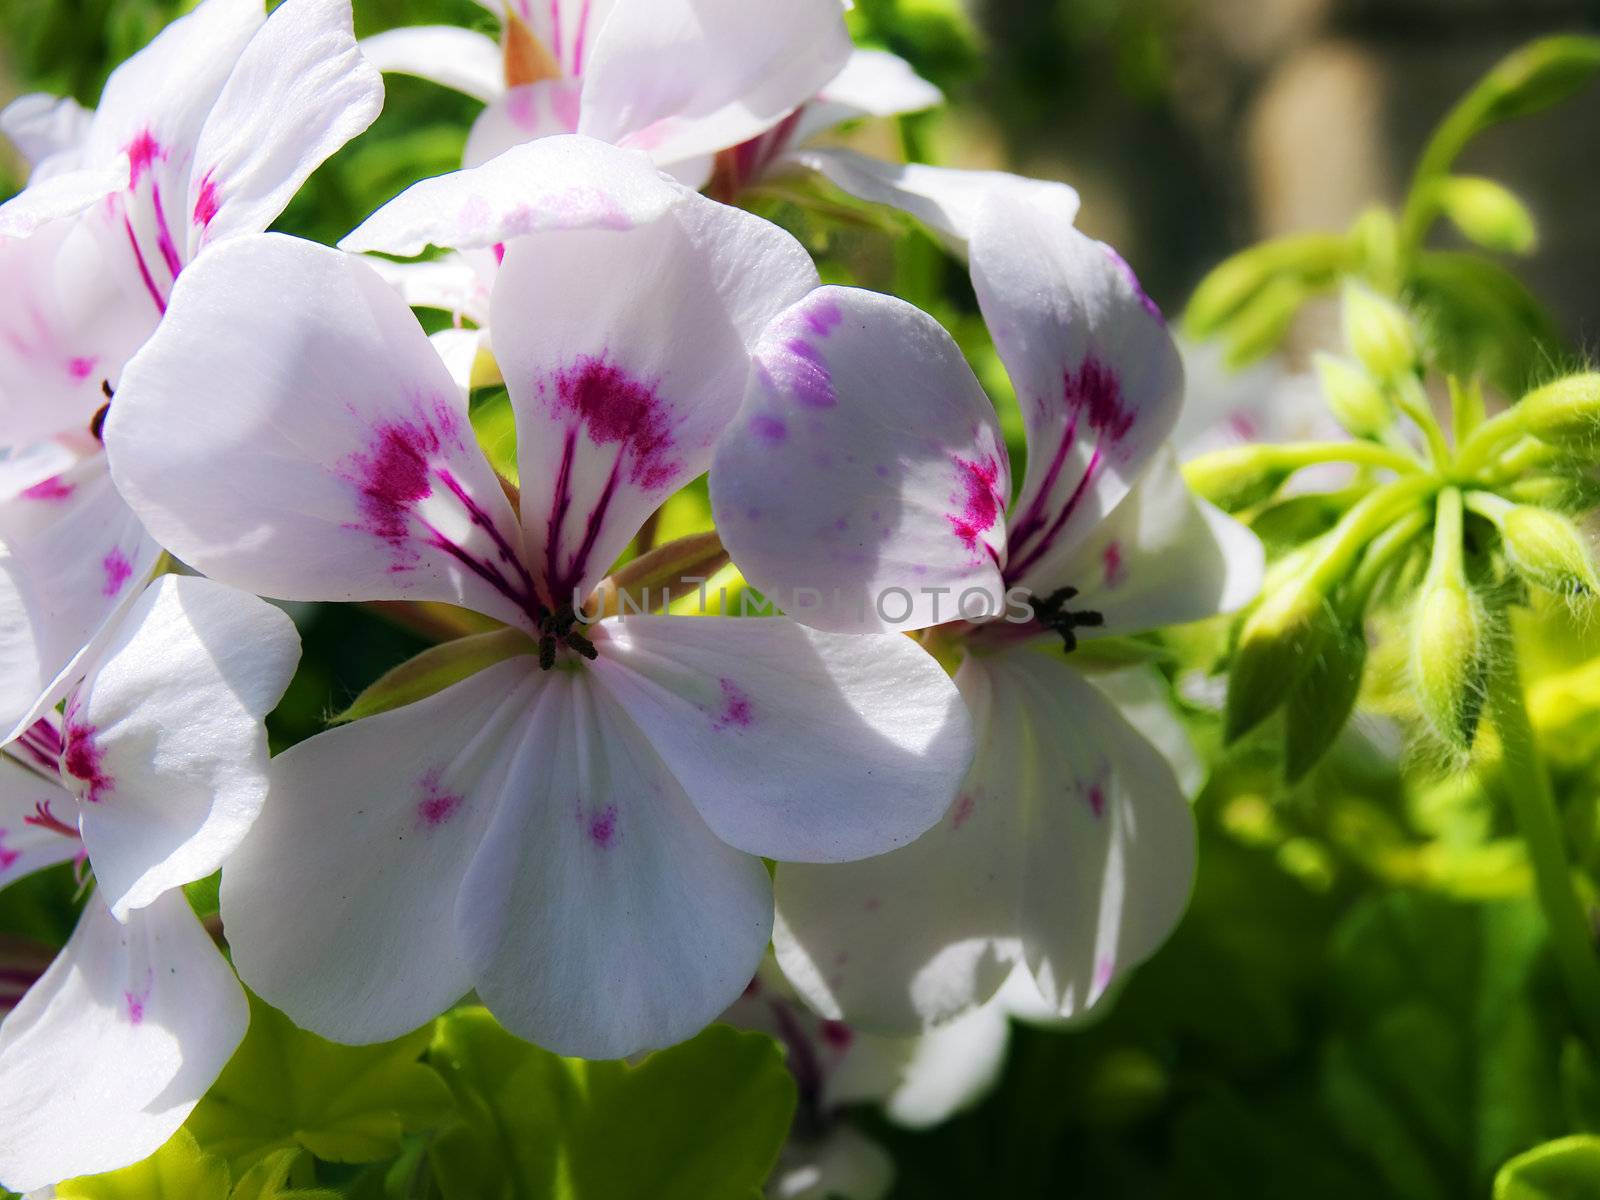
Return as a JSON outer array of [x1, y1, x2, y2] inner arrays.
[[790, 147, 1080, 252], [588, 614, 970, 861], [998, 647, 1195, 1016], [457, 664, 772, 1058], [0, 892, 247, 1193], [0, 94, 92, 170], [105, 234, 540, 629], [969, 189, 1182, 591], [0, 450, 160, 741], [359, 25, 504, 103], [184, 0, 384, 252], [492, 187, 815, 600], [0, 756, 80, 888], [0, 219, 158, 446], [516, 0, 618, 77], [710, 285, 1008, 633], [1088, 666, 1204, 798], [83, 0, 264, 167], [1033, 447, 1264, 635], [772, 1126, 894, 1200], [222, 657, 540, 1044], [462, 80, 584, 168], [791, 47, 942, 145], [0, 166, 127, 238], [579, 0, 852, 168], [828, 999, 1010, 1128], [429, 327, 488, 399], [338, 134, 680, 257], [773, 655, 1027, 1033], [67, 576, 299, 919], [364, 251, 493, 327]]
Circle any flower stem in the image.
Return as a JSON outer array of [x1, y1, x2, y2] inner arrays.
[[1489, 649, 1600, 1052]]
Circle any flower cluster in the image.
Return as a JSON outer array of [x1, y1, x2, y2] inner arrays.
[[0, 0, 1261, 1189]]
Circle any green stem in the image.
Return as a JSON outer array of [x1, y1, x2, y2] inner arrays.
[[1264, 441, 1423, 474], [1395, 375, 1452, 469], [1307, 475, 1440, 592], [1489, 650, 1600, 1052]]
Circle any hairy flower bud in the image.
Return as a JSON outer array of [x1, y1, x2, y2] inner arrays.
[[1183, 445, 1290, 513], [1411, 574, 1487, 751], [1225, 568, 1334, 743], [1342, 285, 1418, 383], [1434, 176, 1538, 254], [1500, 505, 1599, 597], [1314, 354, 1392, 439], [1516, 374, 1600, 448]]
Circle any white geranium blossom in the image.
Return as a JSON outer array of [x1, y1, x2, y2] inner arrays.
[[709, 182, 1264, 1032], [0, 574, 299, 1191], [0, 0, 381, 737], [104, 138, 974, 1060]]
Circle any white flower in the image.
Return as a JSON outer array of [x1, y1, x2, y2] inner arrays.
[[708, 182, 1264, 1031], [104, 139, 974, 1059], [0, 0, 381, 736], [0, 574, 299, 1191]]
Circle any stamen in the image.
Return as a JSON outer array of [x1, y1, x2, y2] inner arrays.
[[23, 800, 78, 841], [1034, 586, 1105, 653]]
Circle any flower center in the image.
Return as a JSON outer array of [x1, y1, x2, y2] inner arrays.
[[538, 602, 598, 670], [1033, 586, 1105, 653]]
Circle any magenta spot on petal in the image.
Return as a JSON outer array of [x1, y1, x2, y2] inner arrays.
[[950, 792, 976, 829], [946, 454, 1004, 553], [416, 769, 464, 829], [507, 85, 538, 129], [1227, 411, 1259, 442], [549, 356, 677, 489], [803, 296, 843, 337], [818, 1019, 854, 1051], [63, 719, 113, 804], [712, 677, 754, 731], [779, 338, 835, 409], [101, 549, 133, 597], [587, 804, 619, 849], [0, 830, 18, 871], [68, 355, 97, 380], [492, 241, 507, 265], [1086, 783, 1106, 819], [750, 414, 787, 443], [125, 129, 162, 187], [1102, 540, 1125, 588], [1067, 356, 1134, 445], [341, 409, 459, 556], [193, 170, 221, 227], [21, 475, 74, 502], [123, 970, 153, 1024]]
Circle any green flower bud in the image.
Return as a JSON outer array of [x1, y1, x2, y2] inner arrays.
[[1314, 354, 1392, 439], [1342, 285, 1418, 382], [1183, 445, 1290, 513], [1500, 505, 1600, 596], [1284, 614, 1367, 782], [1411, 575, 1487, 751], [1516, 374, 1600, 447], [1225, 568, 1334, 743], [1434, 176, 1537, 255]]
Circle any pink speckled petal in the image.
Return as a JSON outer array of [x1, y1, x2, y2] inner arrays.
[[775, 644, 1194, 1033], [0, 447, 160, 742], [493, 186, 815, 601], [0, 892, 247, 1193], [970, 187, 1182, 587], [463, 79, 585, 168], [222, 657, 541, 1045], [710, 285, 1008, 634], [455, 664, 772, 1058], [184, 0, 383, 254], [106, 235, 540, 629], [587, 614, 970, 862], [0, 755, 81, 889], [359, 24, 503, 104], [1031, 447, 1264, 636], [68, 576, 299, 920], [521, 0, 619, 79], [578, 0, 850, 169], [339, 135, 679, 259]]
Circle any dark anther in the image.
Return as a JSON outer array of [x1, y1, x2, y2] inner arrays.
[[90, 382, 113, 441], [537, 603, 594, 669], [1034, 586, 1105, 654]]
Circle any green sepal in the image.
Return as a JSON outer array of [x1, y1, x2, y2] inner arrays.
[[1284, 614, 1368, 783], [332, 626, 536, 724], [1493, 1135, 1600, 1200]]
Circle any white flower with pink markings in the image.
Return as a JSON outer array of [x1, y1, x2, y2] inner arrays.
[[709, 181, 1264, 1032]]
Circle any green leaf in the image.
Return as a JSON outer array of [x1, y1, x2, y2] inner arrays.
[[331, 627, 536, 723], [1321, 892, 1565, 1199], [1494, 1135, 1600, 1200], [428, 1008, 796, 1200], [56, 1130, 230, 1200], [228, 1149, 339, 1200], [187, 991, 454, 1172]]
